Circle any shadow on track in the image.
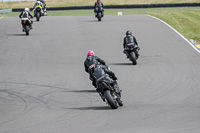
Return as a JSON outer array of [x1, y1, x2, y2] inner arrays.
[[68, 106, 110, 110], [69, 90, 96, 93], [108, 63, 133, 66], [7, 34, 27, 36], [84, 20, 99, 22]]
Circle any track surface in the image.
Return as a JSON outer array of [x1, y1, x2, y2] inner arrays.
[[0, 15, 200, 133]]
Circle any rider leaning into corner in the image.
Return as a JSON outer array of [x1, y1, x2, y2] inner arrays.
[[93, 64, 122, 103], [84, 50, 106, 87], [94, 0, 104, 17], [123, 30, 140, 58], [19, 8, 33, 29], [84, 51, 122, 103]]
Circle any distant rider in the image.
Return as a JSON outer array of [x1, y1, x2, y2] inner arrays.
[[123, 30, 140, 58], [93, 64, 122, 103], [37, 0, 47, 15], [19, 8, 33, 29], [33, 0, 44, 15], [37, 0, 46, 6], [94, 0, 104, 17], [84, 50, 106, 87]]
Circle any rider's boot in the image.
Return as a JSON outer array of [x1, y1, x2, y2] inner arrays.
[[102, 10, 104, 17], [113, 84, 121, 96], [136, 47, 140, 57], [113, 83, 123, 106]]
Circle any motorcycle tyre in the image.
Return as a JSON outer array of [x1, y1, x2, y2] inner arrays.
[[104, 90, 118, 109], [130, 52, 137, 65], [36, 13, 40, 21], [25, 25, 29, 35], [97, 12, 102, 21]]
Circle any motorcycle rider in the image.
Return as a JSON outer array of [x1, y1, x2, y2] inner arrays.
[[123, 30, 140, 58], [37, 0, 46, 6], [93, 64, 122, 103], [84, 50, 106, 87], [33, 0, 44, 15], [37, 0, 47, 15], [19, 8, 33, 30], [94, 0, 104, 17]]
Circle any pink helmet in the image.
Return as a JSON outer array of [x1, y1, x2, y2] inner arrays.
[[87, 50, 95, 56]]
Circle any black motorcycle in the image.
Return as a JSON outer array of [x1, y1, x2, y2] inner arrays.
[[124, 43, 139, 65], [95, 7, 103, 21], [22, 19, 32, 35], [34, 7, 42, 21], [96, 77, 123, 109]]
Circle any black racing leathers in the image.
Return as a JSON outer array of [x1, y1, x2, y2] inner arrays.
[[123, 35, 140, 57], [84, 55, 106, 87], [123, 35, 138, 48], [84, 55, 105, 73]]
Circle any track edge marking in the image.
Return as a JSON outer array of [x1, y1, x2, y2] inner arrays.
[[147, 15, 200, 54]]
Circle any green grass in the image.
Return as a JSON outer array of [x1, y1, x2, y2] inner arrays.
[[0, 0, 200, 9], [1, 7, 200, 42], [149, 8, 200, 42]]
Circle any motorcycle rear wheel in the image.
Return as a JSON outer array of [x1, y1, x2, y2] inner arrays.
[[36, 13, 40, 21], [130, 52, 137, 65], [97, 12, 102, 21], [25, 25, 29, 35]]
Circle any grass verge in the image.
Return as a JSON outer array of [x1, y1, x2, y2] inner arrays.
[[0, 0, 200, 9], [148, 8, 200, 43], [0, 7, 199, 42]]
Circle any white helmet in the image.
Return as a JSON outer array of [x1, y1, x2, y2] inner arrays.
[[24, 8, 29, 12]]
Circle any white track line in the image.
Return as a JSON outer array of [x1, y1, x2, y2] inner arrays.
[[0, 17, 3, 20], [147, 15, 200, 54]]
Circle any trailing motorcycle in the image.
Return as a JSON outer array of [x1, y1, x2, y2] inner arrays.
[[124, 43, 139, 65], [22, 18, 32, 35], [95, 6, 103, 21], [96, 77, 123, 109]]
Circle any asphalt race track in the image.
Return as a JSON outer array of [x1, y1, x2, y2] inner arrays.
[[0, 15, 200, 133]]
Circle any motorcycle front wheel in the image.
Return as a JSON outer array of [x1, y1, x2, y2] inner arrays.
[[104, 90, 118, 109], [36, 13, 40, 21]]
